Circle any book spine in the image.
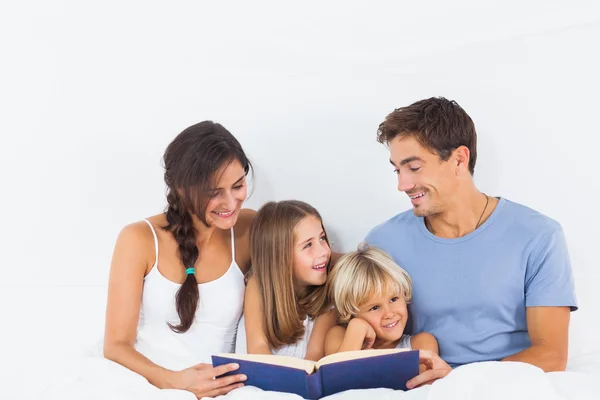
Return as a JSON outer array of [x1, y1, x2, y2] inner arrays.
[[305, 369, 324, 400]]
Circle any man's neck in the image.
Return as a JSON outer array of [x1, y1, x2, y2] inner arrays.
[[425, 187, 492, 239]]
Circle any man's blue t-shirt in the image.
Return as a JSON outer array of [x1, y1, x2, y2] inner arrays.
[[365, 198, 578, 367]]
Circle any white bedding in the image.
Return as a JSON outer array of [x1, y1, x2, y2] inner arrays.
[[27, 356, 599, 400], [17, 326, 599, 400], [2, 288, 598, 400]]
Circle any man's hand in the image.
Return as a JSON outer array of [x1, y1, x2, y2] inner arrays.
[[406, 350, 452, 389]]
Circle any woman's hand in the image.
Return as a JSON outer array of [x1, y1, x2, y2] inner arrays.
[[169, 362, 247, 399], [406, 350, 452, 389]]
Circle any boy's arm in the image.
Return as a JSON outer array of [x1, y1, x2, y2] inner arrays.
[[410, 332, 439, 354], [305, 309, 338, 361], [324, 325, 347, 356], [325, 318, 375, 355]]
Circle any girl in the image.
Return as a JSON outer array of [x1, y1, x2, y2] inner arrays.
[[104, 121, 252, 398], [239, 200, 338, 361], [325, 243, 438, 355]]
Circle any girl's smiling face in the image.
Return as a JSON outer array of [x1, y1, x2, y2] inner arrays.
[[291, 215, 331, 293]]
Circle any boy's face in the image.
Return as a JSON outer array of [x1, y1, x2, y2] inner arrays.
[[355, 288, 408, 343]]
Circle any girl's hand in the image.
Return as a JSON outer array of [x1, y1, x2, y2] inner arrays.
[[169, 362, 247, 399]]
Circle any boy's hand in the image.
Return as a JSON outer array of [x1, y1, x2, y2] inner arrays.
[[348, 318, 376, 349]]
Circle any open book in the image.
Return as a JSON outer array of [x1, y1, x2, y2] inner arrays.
[[212, 348, 419, 399]]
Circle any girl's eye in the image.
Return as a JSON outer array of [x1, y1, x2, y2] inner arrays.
[[303, 242, 312, 250], [319, 235, 326, 242]]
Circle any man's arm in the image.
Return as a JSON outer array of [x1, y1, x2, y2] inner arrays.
[[506, 226, 577, 372], [502, 306, 570, 372]]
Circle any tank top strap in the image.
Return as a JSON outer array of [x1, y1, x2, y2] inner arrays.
[[396, 334, 412, 349], [230, 227, 235, 260], [143, 219, 159, 269]]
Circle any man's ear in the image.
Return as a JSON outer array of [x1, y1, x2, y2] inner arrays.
[[453, 146, 471, 175]]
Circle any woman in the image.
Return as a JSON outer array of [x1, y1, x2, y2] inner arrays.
[[103, 121, 254, 398]]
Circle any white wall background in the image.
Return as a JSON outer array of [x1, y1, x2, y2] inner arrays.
[[1, 0, 599, 387]]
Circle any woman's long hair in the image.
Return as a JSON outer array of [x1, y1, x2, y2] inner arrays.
[[162, 121, 251, 333]]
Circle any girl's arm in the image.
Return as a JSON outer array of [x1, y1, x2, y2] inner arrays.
[[304, 309, 338, 361], [244, 276, 272, 354], [324, 318, 376, 355], [410, 332, 439, 354], [104, 223, 245, 397]]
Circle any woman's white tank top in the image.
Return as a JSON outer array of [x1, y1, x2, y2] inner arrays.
[[137, 219, 245, 364]]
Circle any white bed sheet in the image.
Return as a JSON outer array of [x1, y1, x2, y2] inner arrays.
[[2, 289, 598, 400], [11, 355, 597, 400]]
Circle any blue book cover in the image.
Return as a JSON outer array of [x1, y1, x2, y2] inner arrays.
[[212, 348, 419, 399]]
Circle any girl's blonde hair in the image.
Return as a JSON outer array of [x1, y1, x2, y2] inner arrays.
[[328, 243, 412, 324], [250, 200, 332, 350]]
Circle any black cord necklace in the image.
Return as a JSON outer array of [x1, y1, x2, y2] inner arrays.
[[426, 193, 489, 235]]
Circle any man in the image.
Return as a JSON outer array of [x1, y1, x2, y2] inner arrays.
[[365, 97, 577, 387]]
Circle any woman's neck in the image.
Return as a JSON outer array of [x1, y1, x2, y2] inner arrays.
[[191, 215, 220, 247]]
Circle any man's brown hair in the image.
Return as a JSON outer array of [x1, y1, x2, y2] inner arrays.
[[377, 97, 478, 174]]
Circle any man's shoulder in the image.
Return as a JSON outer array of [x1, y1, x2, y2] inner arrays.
[[500, 198, 563, 236], [365, 209, 419, 243]]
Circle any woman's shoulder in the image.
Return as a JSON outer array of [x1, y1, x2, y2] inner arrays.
[[110, 216, 164, 276], [233, 209, 256, 272], [116, 214, 166, 253], [234, 208, 256, 236]]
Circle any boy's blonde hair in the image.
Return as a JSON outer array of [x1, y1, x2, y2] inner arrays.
[[328, 243, 412, 324]]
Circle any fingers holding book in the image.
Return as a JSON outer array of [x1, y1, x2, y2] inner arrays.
[[405, 350, 452, 389], [171, 362, 248, 399]]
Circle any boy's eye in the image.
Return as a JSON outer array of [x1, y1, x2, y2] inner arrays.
[[390, 296, 399, 303], [369, 305, 380, 312]]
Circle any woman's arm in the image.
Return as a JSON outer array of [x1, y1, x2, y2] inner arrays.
[[304, 309, 338, 361], [103, 222, 246, 397], [103, 223, 173, 387], [244, 276, 272, 354]]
